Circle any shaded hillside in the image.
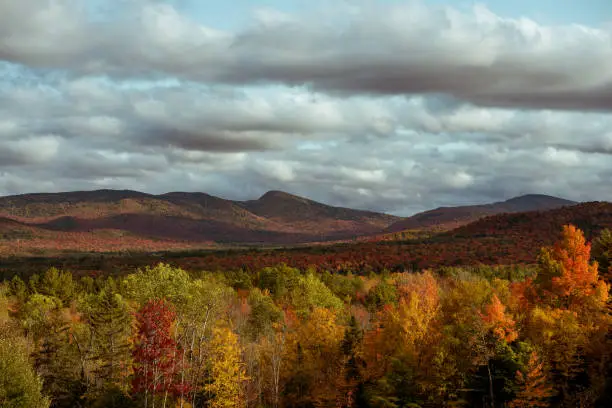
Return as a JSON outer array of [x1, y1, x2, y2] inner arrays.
[[239, 190, 398, 234], [386, 194, 576, 232], [6, 201, 610, 277], [447, 201, 612, 242], [0, 189, 401, 249], [168, 201, 612, 273]]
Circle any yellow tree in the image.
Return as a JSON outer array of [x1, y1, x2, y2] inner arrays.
[[285, 307, 344, 407], [206, 326, 247, 408], [395, 270, 441, 349]]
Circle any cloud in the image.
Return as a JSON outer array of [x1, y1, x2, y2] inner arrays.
[[2, 1, 611, 111], [0, 1, 611, 215]]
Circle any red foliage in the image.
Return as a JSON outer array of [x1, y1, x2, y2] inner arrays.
[[131, 299, 190, 398]]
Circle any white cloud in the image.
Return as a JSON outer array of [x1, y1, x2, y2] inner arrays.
[[0, 1, 610, 214]]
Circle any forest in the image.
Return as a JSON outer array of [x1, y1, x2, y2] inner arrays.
[[1, 225, 611, 408]]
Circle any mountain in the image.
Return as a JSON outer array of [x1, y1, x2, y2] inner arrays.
[[239, 190, 397, 234], [385, 194, 577, 233], [0, 189, 400, 251], [447, 201, 612, 241]]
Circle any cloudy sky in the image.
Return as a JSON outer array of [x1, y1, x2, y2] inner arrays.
[[1, 0, 611, 215]]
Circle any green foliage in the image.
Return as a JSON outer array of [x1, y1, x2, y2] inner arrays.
[[289, 272, 344, 317], [34, 268, 78, 307], [81, 287, 132, 397], [437, 265, 537, 282], [9, 275, 28, 302], [244, 288, 283, 341], [365, 279, 398, 312], [35, 323, 88, 407], [20, 294, 63, 341], [0, 335, 50, 408], [220, 268, 254, 290], [121, 263, 191, 304], [365, 355, 421, 408], [257, 264, 301, 300], [592, 228, 612, 275], [320, 271, 364, 303]]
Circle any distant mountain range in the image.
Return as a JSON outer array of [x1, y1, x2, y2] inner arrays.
[[0, 189, 584, 254], [385, 194, 576, 232], [0, 189, 398, 246]]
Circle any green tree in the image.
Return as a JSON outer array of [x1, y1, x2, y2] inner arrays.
[[592, 228, 612, 276], [365, 280, 398, 312], [81, 288, 132, 404], [289, 273, 343, 318], [36, 268, 78, 307], [244, 288, 283, 341], [0, 335, 50, 408], [258, 265, 301, 301], [122, 263, 191, 306]]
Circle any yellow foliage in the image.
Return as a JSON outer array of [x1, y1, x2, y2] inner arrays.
[[205, 325, 247, 408]]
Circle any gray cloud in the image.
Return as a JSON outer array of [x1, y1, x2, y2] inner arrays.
[[1, 2, 612, 111], [0, 1, 611, 215]]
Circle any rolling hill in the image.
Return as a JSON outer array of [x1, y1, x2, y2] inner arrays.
[[0, 189, 400, 251], [385, 194, 576, 233], [0, 189, 598, 256]]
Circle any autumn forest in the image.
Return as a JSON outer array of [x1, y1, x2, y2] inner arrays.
[[0, 224, 611, 408]]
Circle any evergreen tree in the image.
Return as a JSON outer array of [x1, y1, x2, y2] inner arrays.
[[84, 289, 132, 405], [0, 335, 50, 408]]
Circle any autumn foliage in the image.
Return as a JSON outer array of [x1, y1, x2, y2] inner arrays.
[[132, 299, 189, 405], [0, 224, 610, 407]]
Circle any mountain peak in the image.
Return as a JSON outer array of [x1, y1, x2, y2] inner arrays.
[[258, 190, 303, 201], [386, 193, 578, 233], [505, 193, 572, 202], [500, 194, 576, 211]]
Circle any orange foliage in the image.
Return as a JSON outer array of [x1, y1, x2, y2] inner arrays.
[[552, 225, 600, 298], [481, 294, 518, 343], [508, 351, 554, 408], [538, 224, 610, 309]]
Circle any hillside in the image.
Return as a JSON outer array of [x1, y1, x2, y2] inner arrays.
[[447, 201, 612, 242], [0, 189, 401, 252], [239, 190, 398, 234], [386, 194, 576, 232], [5, 201, 610, 278]]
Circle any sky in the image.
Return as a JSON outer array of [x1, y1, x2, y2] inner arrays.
[[0, 0, 611, 216]]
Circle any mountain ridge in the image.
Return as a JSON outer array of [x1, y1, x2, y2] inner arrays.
[[0, 189, 400, 248], [385, 193, 577, 233], [0, 189, 586, 254]]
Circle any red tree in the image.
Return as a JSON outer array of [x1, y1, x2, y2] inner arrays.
[[132, 299, 189, 407]]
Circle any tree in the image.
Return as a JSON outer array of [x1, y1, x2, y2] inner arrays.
[[0, 335, 50, 408], [285, 307, 345, 407], [258, 324, 287, 408], [481, 294, 518, 344], [206, 326, 246, 408], [244, 288, 283, 341], [288, 273, 343, 318], [537, 225, 608, 309], [508, 351, 554, 408], [338, 315, 364, 407], [175, 279, 234, 407], [122, 264, 191, 306], [82, 288, 132, 404], [131, 299, 185, 408], [365, 279, 398, 312], [36, 268, 78, 307], [592, 228, 612, 277]]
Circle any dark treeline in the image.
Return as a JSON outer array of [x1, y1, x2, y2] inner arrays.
[[0, 225, 611, 407]]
